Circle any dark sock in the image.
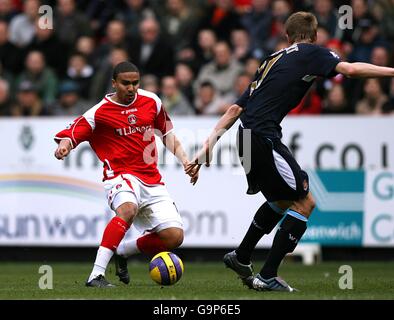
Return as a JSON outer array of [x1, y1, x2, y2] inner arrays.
[[235, 202, 284, 264], [260, 213, 307, 279]]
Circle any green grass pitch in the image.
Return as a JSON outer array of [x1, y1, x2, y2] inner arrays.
[[1, 261, 393, 300]]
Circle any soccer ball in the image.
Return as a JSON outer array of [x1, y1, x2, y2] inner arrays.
[[149, 251, 184, 286]]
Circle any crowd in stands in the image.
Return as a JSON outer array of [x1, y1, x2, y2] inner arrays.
[[0, 0, 393, 117]]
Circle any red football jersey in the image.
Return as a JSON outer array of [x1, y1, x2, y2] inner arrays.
[[54, 89, 173, 184]]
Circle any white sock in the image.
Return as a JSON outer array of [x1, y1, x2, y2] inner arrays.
[[88, 246, 114, 282], [116, 238, 140, 258]]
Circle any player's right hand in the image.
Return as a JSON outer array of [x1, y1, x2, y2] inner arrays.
[[185, 143, 212, 181], [54, 140, 72, 160]]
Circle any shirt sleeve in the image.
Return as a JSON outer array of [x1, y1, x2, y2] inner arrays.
[[307, 46, 341, 78], [54, 116, 93, 148], [154, 106, 174, 138], [235, 85, 251, 109]]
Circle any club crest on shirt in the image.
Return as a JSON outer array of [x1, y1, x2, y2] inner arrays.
[[128, 114, 137, 125]]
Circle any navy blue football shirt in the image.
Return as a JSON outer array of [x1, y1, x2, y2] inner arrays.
[[236, 43, 340, 138]]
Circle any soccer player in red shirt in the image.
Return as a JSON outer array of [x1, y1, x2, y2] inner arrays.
[[54, 62, 197, 287]]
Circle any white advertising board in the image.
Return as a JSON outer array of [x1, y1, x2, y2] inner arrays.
[[0, 116, 393, 247]]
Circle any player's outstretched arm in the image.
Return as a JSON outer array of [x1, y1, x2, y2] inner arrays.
[[185, 104, 243, 179], [162, 131, 199, 185], [54, 139, 72, 160], [336, 62, 394, 78]]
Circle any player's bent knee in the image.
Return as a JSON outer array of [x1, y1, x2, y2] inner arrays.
[[116, 202, 138, 224], [159, 228, 184, 249]]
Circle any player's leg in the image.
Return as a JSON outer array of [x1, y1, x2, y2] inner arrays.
[[224, 201, 289, 279], [117, 201, 183, 258], [225, 130, 289, 279], [249, 192, 315, 291], [235, 201, 291, 264], [260, 193, 315, 277], [242, 138, 313, 291], [87, 177, 139, 287], [115, 192, 183, 284]]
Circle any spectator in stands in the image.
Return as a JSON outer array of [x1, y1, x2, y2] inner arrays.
[[194, 81, 228, 115], [160, 0, 200, 53], [75, 36, 97, 68], [265, 0, 291, 54], [140, 73, 160, 94], [316, 26, 330, 47], [196, 41, 243, 96], [51, 80, 89, 116], [0, 78, 11, 116], [115, 0, 156, 40], [175, 62, 195, 106], [348, 17, 382, 63], [0, 61, 13, 90], [192, 29, 217, 73], [315, 39, 347, 100], [0, 19, 24, 74], [312, 0, 339, 38], [54, 0, 92, 48], [66, 53, 94, 100], [223, 72, 253, 105], [371, 0, 394, 41], [322, 83, 350, 114], [128, 17, 175, 78], [230, 28, 253, 63], [270, 0, 291, 37], [0, 0, 17, 22], [234, 0, 252, 14], [240, 0, 272, 59], [356, 78, 388, 114], [95, 20, 127, 66], [90, 47, 129, 102], [289, 85, 323, 115], [10, 80, 48, 116], [199, 0, 242, 42], [160, 76, 195, 115], [8, 0, 40, 47], [16, 50, 58, 105], [83, 0, 121, 39], [370, 45, 392, 93], [244, 57, 261, 78], [27, 19, 69, 77], [342, 0, 374, 46], [271, 0, 291, 24]]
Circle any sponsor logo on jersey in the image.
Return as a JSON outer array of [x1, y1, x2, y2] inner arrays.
[[115, 125, 152, 136], [121, 108, 138, 115]]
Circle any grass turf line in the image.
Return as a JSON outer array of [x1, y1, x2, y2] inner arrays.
[[0, 261, 393, 300]]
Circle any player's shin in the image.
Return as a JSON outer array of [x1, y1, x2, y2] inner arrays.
[[235, 202, 286, 264], [260, 210, 307, 279], [88, 217, 130, 281]]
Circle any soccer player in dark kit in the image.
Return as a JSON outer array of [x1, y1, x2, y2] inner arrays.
[[186, 12, 394, 292]]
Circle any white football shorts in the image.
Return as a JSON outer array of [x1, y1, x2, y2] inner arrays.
[[104, 174, 183, 233]]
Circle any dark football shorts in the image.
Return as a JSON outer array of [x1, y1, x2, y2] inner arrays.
[[237, 126, 309, 202]]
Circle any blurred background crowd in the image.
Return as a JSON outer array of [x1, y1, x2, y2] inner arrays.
[[0, 0, 393, 117]]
